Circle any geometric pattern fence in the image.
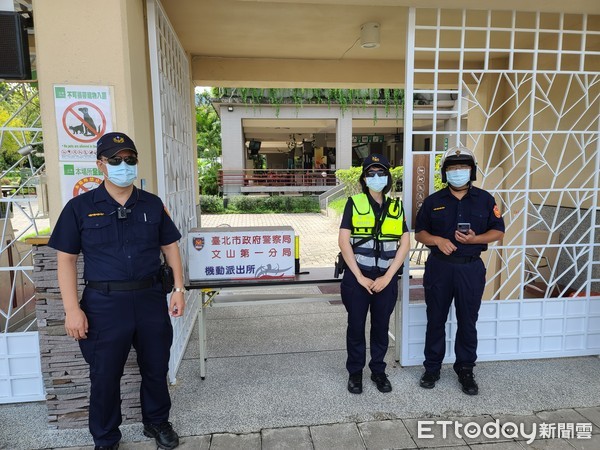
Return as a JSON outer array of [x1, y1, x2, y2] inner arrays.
[[402, 8, 600, 365], [147, 0, 199, 382], [0, 84, 46, 403]]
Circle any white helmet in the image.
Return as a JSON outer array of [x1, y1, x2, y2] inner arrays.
[[440, 146, 477, 183]]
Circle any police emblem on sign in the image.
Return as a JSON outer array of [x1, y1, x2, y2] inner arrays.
[[193, 237, 205, 251]]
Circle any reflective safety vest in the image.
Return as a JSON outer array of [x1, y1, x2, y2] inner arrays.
[[350, 193, 404, 272]]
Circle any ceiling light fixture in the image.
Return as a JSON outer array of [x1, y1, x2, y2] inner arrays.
[[227, 106, 234, 112], [360, 22, 380, 49]]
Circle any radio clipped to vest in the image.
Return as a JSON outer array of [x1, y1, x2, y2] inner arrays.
[[159, 252, 175, 294]]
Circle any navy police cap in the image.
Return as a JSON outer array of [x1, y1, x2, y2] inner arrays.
[[96, 132, 138, 159], [362, 153, 391, 171]]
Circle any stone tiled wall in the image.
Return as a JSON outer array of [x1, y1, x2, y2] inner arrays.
[[32, 244, 142, 429]]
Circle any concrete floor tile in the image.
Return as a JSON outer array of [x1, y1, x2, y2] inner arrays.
[[261, 426, 312, 450], [357, 419, 416, 449], [310, 422, 365, 450], [468, 442, 526, 449], [209, 432, 260, 450], [574, 407, 600, 433], [565, 433, 600, 449]]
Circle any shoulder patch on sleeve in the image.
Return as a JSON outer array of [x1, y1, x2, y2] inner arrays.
[[493, 204, 502, 218]]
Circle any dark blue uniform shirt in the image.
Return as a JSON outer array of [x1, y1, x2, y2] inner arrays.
[[48, 183, 181, 282], [415, 186, 505, 257]]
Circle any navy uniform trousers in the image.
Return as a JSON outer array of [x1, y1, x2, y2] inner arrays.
[[341, 269, 398, 375], [423, 255, 486, 373], [79, 283, 173, 446]]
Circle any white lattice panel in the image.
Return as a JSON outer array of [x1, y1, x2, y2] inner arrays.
[[147, 0, 198, 382], [0, 332, 45, 404], [402, 9, 600, 365]]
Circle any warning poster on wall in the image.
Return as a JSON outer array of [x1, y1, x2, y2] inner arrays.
[[60, 162, 104, 206], [54, 85, 113, 161]]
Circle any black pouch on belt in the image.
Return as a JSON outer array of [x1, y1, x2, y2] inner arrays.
[[159, 252, 175, 294]]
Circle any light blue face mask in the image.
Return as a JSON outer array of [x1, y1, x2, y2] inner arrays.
[[106, 161, 138, 187], [365, 174, 388, 192], [446, 169, 470, 188]]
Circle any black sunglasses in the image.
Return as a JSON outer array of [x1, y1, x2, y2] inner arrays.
[[104, 155, 138, 166], [365, 169, 386, 178]]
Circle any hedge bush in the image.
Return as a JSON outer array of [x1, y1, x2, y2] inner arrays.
[[201, 195, 320, 214], [199, 195, 226, 213]]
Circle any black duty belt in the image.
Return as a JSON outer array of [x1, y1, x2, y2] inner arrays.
[[86, 278, 154, 291], [432, 253, 480, 264]]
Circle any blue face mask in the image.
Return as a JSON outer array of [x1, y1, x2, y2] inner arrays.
[[446, 169, 470, 188], [106, 161, 137, 187], [365, 174, 388, 192]]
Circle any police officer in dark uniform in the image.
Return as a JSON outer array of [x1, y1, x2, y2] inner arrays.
[[48, 132, 185, 450], [415, 147, 504, 395], [338, 154, 410, 394]]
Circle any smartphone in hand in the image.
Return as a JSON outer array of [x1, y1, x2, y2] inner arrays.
[[457, 222, 471, 234]]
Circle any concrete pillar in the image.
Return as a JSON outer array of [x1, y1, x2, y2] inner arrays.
[[33, 0, 154, 225], [219, 105, 245, 196], [337, 114, 353, 169]]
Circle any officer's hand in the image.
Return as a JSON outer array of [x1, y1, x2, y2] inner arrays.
[[358, 275, 374, 295], [169, 292, 185, 318], [65, 308, 88, 341], [371, 274, 392, 293], [455, 229, 476, 244], [436, 237, 457, 255]]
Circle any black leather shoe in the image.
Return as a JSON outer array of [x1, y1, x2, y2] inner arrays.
[[370, 372, 392, 393], [94, 444, 119, 450], [347, 372, 363, 394], [419, 371, 440, 389], [457, 369, 479, 395], [143, 421, 180, 449]]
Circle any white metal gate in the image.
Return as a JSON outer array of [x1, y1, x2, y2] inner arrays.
[[402, 8, 600, 366], [0, 84, 46, 403], [147, 0, 199, 382]]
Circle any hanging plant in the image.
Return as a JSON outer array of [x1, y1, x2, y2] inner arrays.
[[393, 88, 402, 119], [336, 89, 348, 117], [383, 88, 391, 116], [240, 87, 248, 104], [326, 89, 335, 109], [269, 88, 281, 118], [292, 88, 303, 115]]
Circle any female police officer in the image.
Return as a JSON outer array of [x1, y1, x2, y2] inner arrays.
[[415, 147, 504, 396], [338, 154, 410, 394], [49, 132, 185, 450]]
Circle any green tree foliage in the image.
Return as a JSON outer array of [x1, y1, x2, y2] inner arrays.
[[196, 90, 221, 158], [196, 90, 222, 195], [0, 82, 43, 173]]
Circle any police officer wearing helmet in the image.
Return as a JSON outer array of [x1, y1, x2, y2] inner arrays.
[[338, 154, 410, 394], [48, 132, 185, 450], [415, 146, 505, 395]]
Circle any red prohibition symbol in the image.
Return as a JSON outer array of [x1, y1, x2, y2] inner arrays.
[[62, 101, 107, 143]]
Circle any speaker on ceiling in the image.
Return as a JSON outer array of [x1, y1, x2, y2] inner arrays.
[[248, 140, 261, 155], [0, 11, 32, 80]]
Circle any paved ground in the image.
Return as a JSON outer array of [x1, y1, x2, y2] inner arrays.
[[1, 211, 599, 449]]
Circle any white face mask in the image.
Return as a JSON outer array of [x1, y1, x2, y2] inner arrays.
[[365, 174, 388, 192], [106, 161, 138, 187], [446, 169, 470, 187]]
